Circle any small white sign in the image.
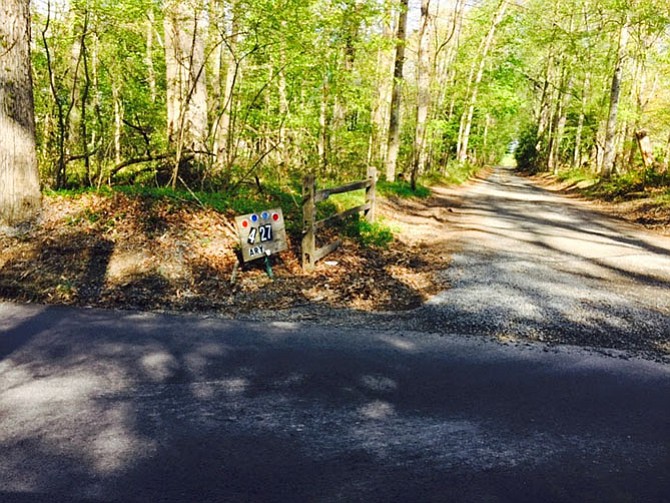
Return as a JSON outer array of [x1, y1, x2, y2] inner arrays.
[[234, 208, 288, 262]]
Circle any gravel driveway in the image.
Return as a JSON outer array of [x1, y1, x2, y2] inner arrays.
[[254, 166, 670, 362], [418, 167, 670, 357]]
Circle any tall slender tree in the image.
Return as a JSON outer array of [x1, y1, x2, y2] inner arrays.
[[456, 0, 509, 163], [164, 0, 209, 187], [385, 0, 409, 182], [410, 0, 432, 190], [601, 14, 630, 177]]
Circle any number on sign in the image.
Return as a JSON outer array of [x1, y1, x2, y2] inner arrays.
[[259, 224, 273, 242], [247, 227, 258, 244]]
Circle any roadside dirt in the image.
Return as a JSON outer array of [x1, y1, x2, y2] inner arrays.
[[2, 171, 669, 320], [531, 173, 670, 236], [0, 187, 464, 315]]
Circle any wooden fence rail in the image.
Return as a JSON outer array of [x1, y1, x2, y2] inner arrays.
[[302, 167, 376, 272]]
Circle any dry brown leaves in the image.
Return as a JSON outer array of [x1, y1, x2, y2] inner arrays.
[[0, 192, 451, 315]]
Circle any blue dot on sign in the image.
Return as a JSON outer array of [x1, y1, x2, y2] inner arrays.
[[251, 214, 259, 223], [262, 212, 269, 220]]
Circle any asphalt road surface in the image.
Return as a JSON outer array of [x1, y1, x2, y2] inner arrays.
[[2, 168, 670, 502]]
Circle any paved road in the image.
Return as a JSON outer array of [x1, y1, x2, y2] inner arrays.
[[2, 168, 670, 502], [1, 302, 669, 502]]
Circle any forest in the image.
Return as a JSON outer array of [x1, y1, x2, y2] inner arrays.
[[3, 0, 670, 224]]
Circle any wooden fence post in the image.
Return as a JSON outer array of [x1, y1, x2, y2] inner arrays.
[[302, 175, 316, 272], [365, 166, 376, 223]]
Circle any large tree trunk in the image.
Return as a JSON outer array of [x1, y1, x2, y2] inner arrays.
[[0, 0, 42, 226], [385, 0, 409, 182], [164, 0, 208, 186]]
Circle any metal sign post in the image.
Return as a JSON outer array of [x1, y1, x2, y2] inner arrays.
[[234, 208, 288, 277]]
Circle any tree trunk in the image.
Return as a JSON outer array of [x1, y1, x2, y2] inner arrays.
[[79, 9, 92, 184], [410, 0, 432, 190], [572, 71, 590, 168], [318, 73, 330, 174], [0, 0, 42, 226], [164, 0, 208, 186], [369, 15, 395, 168], [601, 19, 629, 178], [548, 69, 572, 174], [635, 130, 654, 170], [112, 84, 122, 165], [385, 0, 409, 182], [146, 7, 157, 103], [277, 24, 290, 167], [215, 0, 238, 170], [457, 0, 509, 164]]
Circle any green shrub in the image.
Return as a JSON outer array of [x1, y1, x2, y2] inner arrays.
[[514, 124, 541, 173], [377, 180, 431, 198], [441, 162, 480, 185], [555, 168, 597, 185], [344, 216, 394, 248]]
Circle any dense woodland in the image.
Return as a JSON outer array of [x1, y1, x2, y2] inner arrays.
[[2, 0, 670, 225]]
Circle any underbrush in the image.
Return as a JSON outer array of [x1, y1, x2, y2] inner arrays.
[[422, 163, 482, 186], [45, 168, 462, 251], [378, 180, 431, 198], [593, 170, 670, 200], [553, 167, 670, 202], [46, 178, 411, 250], [555, 168, 598, 186]]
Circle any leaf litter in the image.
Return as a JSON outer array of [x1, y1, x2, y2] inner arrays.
[[0, 191, 452, 315]]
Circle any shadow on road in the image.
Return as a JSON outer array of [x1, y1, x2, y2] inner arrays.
[[0, 305, 669, 502]]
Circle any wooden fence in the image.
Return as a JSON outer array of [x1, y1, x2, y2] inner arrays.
[[302, 167, 377, 272]]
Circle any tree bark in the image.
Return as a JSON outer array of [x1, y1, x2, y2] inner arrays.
[[277, 23, 290, 167], [456, 0, 509, 164], [164, 0, 209, 186], [146, 7, 157, 103], [548, 68, 572, 174], [635, 130, 654, 170], [385, 0, 409, 182], [410, 0, 432, 190], [572, 71, 590, 169], [212, 0, 238, 170], [369, 15, 394, 168], [601, 18, 629, 178], [0, 0, 42, 226], [318, 73, 330, 174]]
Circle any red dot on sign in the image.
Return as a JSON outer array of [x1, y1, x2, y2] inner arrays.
[[272, 213, 279, 221], [242, 220, 249, 228]]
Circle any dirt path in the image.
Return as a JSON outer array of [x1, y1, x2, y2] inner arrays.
[[270, 166, 670, 362], [418, 166, 670, 355]]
